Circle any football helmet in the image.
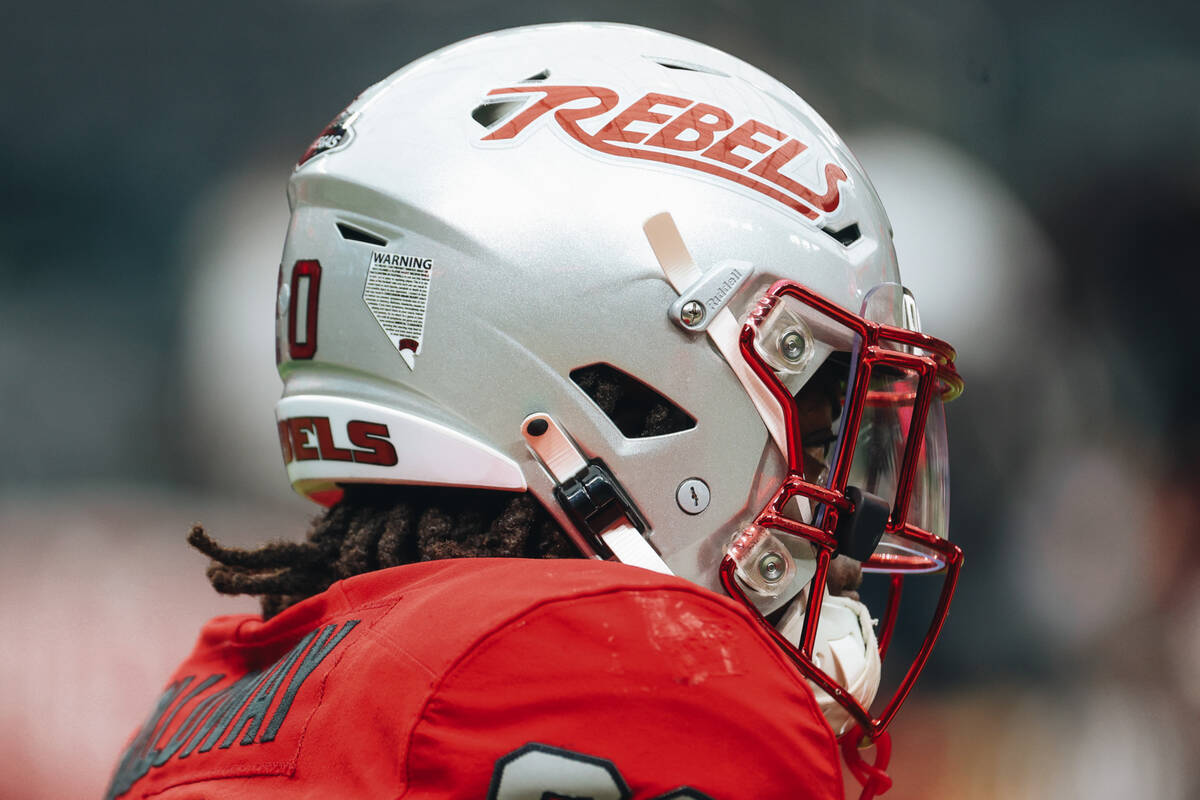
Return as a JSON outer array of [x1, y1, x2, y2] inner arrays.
[[273, 22, 963, 797]]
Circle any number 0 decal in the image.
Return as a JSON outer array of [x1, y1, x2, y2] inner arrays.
[[288, 259, 322, 360], [488, 743, 716, 800]]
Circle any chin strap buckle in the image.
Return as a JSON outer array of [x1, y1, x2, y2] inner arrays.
[[522, 413, 672, 575], [554, 461, 647, 539]]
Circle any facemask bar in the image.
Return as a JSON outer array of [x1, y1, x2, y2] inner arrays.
[[719, 279, 963, 742]]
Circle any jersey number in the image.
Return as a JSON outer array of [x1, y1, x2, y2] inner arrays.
[[489, 743, 715, 800]]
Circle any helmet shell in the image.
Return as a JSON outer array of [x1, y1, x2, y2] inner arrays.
[[275, 22, 902, 595]]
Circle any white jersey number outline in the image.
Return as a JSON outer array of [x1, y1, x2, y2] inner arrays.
[[488, 743, 715, 800]]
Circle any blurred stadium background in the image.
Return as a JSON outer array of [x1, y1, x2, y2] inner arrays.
[[3, 2, 1198, 797]]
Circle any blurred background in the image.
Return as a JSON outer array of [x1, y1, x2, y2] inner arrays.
[[2, 1, 1198, 797]]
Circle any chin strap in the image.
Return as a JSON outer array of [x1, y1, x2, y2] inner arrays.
[[841, 727, 893, 799], [521, 413, 673, 575]]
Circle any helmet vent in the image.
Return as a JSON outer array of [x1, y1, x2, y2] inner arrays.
[[821, 223, 861, 247], [336, 222, 387, 246], [646, 57, 729, 77], [569, 363, 696, 438], [471, 70, 548, 129], [471, 99, 526, 130]]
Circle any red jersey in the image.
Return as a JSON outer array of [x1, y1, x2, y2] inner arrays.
[[106, 558, 842, 799]]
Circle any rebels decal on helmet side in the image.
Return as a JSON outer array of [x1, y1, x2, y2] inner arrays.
[[277, 417, 398, 467], [479, 85, 848, 222]]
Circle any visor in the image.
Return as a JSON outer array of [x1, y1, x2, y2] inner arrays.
[[748, 282, 960, 566], [843, 283, 955, 572]]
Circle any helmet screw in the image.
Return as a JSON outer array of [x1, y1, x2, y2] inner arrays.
[[779, 329, 807, 363], [675, 477, 711, 514], [680, 300, 705, 328], [758, 552, 786, 582]]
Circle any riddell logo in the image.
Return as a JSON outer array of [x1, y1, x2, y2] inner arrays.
[[480, 85, 848, 221], [278, 416, 398, 466]]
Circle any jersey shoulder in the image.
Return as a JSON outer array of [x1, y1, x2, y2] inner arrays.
[[107, 559, 841, 800], [380, 559, 843, 800]]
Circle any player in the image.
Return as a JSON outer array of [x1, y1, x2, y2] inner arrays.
[[107, 23, 964, 800]]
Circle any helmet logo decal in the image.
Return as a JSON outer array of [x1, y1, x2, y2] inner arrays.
[[479, 85, 847, 221], [277, 416, 399, 467], [362, 249, 434, 371], [297, 109, 357, 167]]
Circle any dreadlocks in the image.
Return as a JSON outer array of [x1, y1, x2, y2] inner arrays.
[[191, 366, 682, 618], [189, 485, 576, 619]]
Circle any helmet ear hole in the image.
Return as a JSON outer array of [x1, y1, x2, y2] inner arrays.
[[569, 363, 696, 438]]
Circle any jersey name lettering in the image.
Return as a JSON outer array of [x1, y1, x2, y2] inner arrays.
[[104, 621, 359, 799]]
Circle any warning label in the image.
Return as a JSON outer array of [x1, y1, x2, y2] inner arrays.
[[362, 250, 434, 370]]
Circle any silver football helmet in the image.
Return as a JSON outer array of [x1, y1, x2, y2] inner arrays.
[[273, 22, 963, 793]]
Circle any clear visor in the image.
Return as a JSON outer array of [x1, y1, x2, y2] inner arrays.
[[845, 283, 953, 571], [846, 368, 950, 571], [751, 283, 955, 572]]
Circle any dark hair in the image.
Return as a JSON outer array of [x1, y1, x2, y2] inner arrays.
[[190, 365, 684, 618], [189, 485, 575, 618]]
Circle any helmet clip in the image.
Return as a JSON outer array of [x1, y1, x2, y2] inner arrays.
[[556, 461, 649, 540], [522, 413, 672, 575], [667, 258, 755, 333]]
